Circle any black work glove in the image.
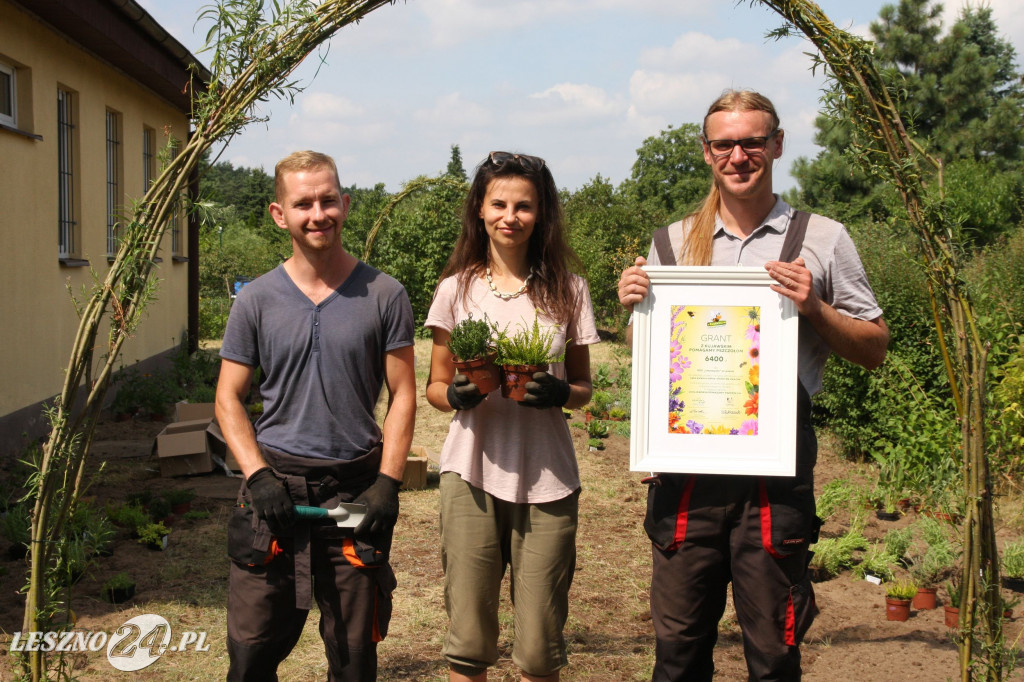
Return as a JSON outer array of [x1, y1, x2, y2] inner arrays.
[[447, 373, 485, 411], [353, 473, 402, 538], [247, 467, 295, 535], [521, 371, 571, 409]]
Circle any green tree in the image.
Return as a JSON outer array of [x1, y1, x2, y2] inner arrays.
[[564, 175, 654, 329], [365, 146, 467, 328], [624, 123, 711, 219], [791, 0, 1024, 232]]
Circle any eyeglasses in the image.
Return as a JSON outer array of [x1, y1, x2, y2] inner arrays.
[[702, 130, 780, 157], [488, 151, 546, 172]]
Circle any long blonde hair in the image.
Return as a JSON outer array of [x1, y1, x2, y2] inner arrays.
[[678, 90, 780, 265]]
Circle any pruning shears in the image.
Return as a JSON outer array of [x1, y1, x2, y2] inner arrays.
[[294, 503, 367, 528]]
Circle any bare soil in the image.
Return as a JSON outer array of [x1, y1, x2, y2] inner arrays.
[[2, 409, 1023, 680]]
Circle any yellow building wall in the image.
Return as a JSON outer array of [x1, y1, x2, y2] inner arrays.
[[0, 1, 191, 420]]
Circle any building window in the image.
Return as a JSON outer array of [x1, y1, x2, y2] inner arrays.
[[170, 137, 182, 256], [106, 110, 123, 256], [143, 126, 155, 190], [0, 60, 15, 128], [57, 87, 78, 259]]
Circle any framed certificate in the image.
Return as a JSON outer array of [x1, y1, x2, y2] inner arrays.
[[629, 266, 799, 476]]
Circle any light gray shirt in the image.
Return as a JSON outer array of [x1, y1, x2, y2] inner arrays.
[[646, 197, 882, 395]]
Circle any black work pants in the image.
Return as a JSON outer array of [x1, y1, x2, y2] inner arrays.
[[646, 387, 819, 682], [226, 446, 394, 682]]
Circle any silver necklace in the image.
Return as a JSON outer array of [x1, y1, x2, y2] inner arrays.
[[485, 266, 535, 300]]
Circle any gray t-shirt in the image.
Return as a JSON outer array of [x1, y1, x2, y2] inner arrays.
[[647, 197, 882, 395], [220, 261, 414, 460]]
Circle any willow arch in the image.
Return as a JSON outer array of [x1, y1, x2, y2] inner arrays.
[[20, 1, 1002, 680]]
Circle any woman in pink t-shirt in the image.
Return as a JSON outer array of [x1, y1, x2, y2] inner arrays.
[[425, 152, 600, 681]]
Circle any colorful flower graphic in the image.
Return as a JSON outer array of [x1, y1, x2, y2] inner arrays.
[[739, 419, 758, 435], [744, 393, 759, 416]]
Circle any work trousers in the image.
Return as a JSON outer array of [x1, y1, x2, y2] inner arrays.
[[646, 386, 819, 682], [226, 445, 394, 682]]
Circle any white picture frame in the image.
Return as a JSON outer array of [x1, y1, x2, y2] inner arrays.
[[629, 266, 799, 476]]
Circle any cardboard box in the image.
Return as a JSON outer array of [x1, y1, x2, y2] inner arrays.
[[175, 401, 216, 423], [402, 456, 428, 490], [156, 418, 214, 477], [206, 420, 241, 472], [409, 444, 439, 466]]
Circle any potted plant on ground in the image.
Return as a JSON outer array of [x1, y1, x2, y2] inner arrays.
[[106, 502, 150, 537], [102, 572, 136, 604], [885, 579, 917, 621], [908, 523, 957, 610], [162, 488, 197, 516], [493, 314, 565, 401], [944, 575, 962, 628], [446, 315, 500, 395], [137, 522, 170, 550], [1001, 539, 1024, 592]]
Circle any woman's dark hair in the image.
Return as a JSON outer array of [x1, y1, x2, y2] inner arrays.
[[439, 153, 583, 322]]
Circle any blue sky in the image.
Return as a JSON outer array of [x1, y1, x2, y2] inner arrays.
[[139, 0, 1023, 194]]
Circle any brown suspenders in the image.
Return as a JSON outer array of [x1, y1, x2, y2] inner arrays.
[[649, 210, 810, 266]]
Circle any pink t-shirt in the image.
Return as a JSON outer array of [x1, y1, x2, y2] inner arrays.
[[424, 274, 601, 503]]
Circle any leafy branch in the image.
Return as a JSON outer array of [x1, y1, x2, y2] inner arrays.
[[755, 1, 1001, 678], [21, 2, 399, 679]]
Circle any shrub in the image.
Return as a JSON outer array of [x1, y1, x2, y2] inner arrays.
[[107, 503, 149, 535], [809, 525, 867, 579], [587, 420, 609, 439], [447, 316, 496, 361], [816, 478, 854, 522], [493, 314, 564, 366], [853, 543, 897, 581], [1002, 540, 1024, 579], [883, 527, 914, 564], [137, 522, 170, 549], [885, 578, 918, 600]]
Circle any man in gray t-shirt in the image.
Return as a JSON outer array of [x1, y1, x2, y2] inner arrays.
[[215, 151, 416, 681], [618, 91, 888, 681]]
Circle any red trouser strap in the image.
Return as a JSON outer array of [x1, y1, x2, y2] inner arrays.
[[784, 592, 797, 646], [668, 476, 697, 551], [758, 480, 786, 559]]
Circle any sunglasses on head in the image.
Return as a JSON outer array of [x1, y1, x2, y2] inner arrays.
[[488, 151, 546, 172]]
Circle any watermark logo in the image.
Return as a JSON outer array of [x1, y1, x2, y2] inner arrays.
[[9, 614, 209, 672]]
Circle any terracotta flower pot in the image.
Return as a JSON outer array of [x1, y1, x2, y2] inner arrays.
[[453, 355, 500, 395], [500, 364, 547, 401], [885, 597, 911, 621], [913, 587, 938, 610], [944, 605, 960, 628]]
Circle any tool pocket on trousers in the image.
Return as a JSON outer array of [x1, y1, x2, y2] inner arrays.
[[759, 477, 816, 559], [643, 474, 694, 551], [227, 501, 272, 567]]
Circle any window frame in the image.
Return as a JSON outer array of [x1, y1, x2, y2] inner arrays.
[[0, 60, 15, 128], [57, 86, 79, 261], [106, 109, 123, 257]]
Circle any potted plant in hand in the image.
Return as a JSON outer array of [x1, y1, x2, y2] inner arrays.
[[493, 313, 565, 401], [446, 315, 500, 395], [885, 579, 917, 621]]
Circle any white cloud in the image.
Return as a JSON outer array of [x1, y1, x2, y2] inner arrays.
[[299, 92, 367, 119], [413, 92, 493, 128], [522, 83, 624, 125]]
